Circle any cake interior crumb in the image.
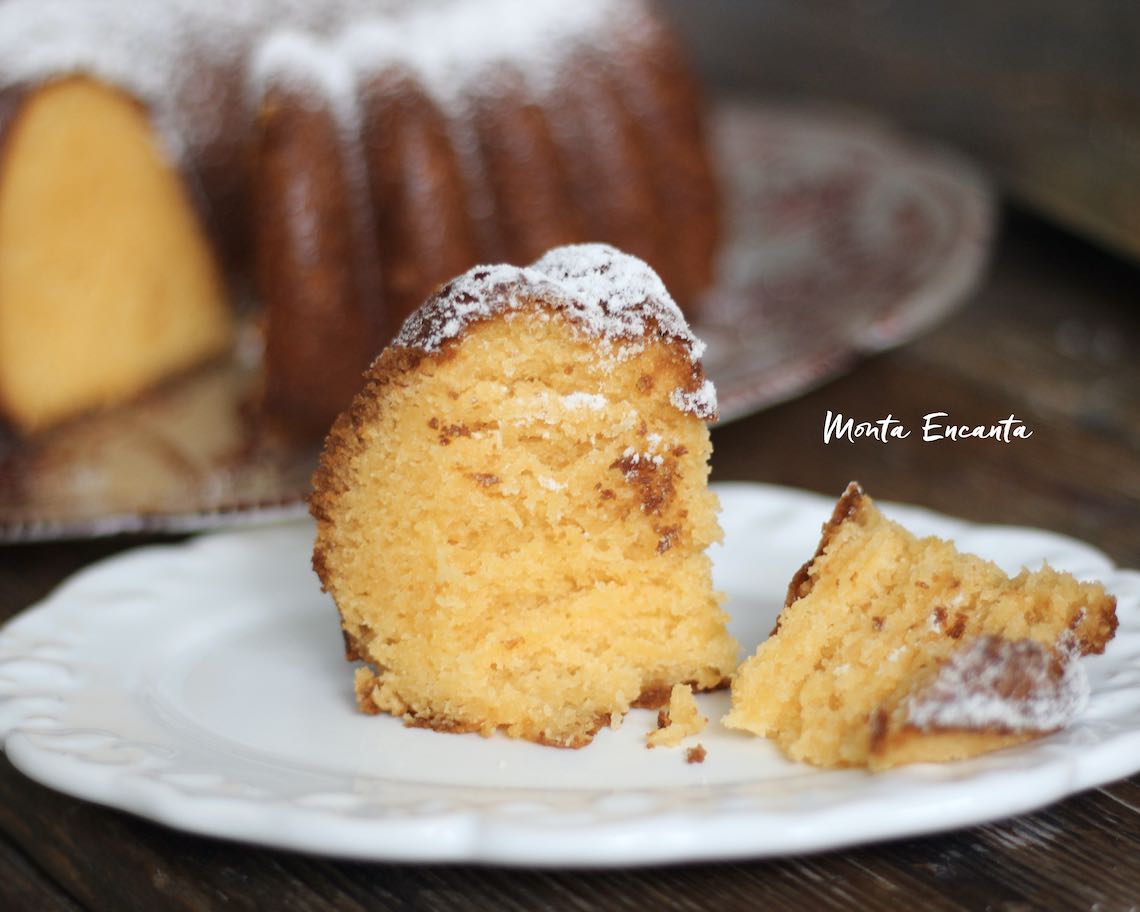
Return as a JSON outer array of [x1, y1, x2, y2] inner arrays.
[[723, 482, 1117, 769], [647, 683, 708, 748], [318, 311, 737, 749]]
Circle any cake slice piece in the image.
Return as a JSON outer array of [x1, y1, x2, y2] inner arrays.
[[310, 244, 738, 748], [647, 683, 708, 748], [724, 482, 1117, 769]]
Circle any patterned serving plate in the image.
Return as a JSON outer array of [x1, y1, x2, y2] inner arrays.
[[0, 103, 993, 541]]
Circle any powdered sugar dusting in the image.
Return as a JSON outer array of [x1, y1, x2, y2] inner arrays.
[[670, 379, 717, 421], [531, 244, 706, 362], [392, 244, 717, 419], [561, 393, 607, 411], [619, 447, 664, 469], [905, 635, 1089, 733], [249, 32, 359, 132], [394, 263, 554, 351], [341, 0, 625, 101], [0, 0, 638, 167]]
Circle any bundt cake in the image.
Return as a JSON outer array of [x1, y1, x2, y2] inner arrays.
[[724, 482, 1118, 770], [309, 243, 738, 748], [0, 0, 720, 437]]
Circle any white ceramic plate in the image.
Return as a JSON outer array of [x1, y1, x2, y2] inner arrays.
[[1, 483, 1137, 866]]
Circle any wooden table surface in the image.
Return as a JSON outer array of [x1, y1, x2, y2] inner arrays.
[[1, 211, 1138, 909]]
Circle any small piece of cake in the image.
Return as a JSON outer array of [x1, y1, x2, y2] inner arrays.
[[724, 482, 1117, 769], [310, 244, 738, 748], [647, 683, 708, 748]]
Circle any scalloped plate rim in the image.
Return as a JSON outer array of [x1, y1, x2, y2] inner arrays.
[[1, 482, 1138, 866]]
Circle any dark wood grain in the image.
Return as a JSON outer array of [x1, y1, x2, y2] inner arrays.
[[0, 212, 1137, 909], [0, 832, 84, 912]]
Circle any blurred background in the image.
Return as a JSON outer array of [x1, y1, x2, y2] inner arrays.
[[1, 4, 1140, 905], [665, 0, 1140, 265]]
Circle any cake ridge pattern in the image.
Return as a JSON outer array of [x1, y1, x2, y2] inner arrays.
[[0, 0, 719, 435], [0, 0, 640, 168]]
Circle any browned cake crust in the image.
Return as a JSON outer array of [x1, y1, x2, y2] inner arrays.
[[0, 1, 722, 438], [614, 14, 721, 306], [360, 67, 481, 338], [0, 85, 28, 159], [352, 669, 726, 749], [309, 346, 427, 543], [542, 52, 661, 269], [869, 635, 1075, 764], [252, 5, 721, 436], [631, 680, 729, 710], [778, 481, 867, 630], [469, 70, 585, 264], [253, 82, 384, 438]]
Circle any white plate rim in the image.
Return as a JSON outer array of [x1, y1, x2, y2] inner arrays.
[[1, 482, 1137, 867]]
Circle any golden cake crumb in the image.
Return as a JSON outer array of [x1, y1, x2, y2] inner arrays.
[[724, 482, 1117, 769], [685, 744, 707, 764], [647, 683, 708, 748], [311, 246, 737, 748]]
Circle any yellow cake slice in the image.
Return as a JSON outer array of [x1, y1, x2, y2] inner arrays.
[[310, 244, 738, 748], [724, 482, 1117, 769]]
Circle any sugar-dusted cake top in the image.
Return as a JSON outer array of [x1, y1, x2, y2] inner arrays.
[[392, 244, 717, 419], [905, 634, 1089, 734], [394, 244, 705, 358], [0, 0, 641, 161]]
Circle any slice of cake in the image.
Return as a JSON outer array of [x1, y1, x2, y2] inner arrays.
[[724, 482, 1117, 769], [310, 244, 738, 748]]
